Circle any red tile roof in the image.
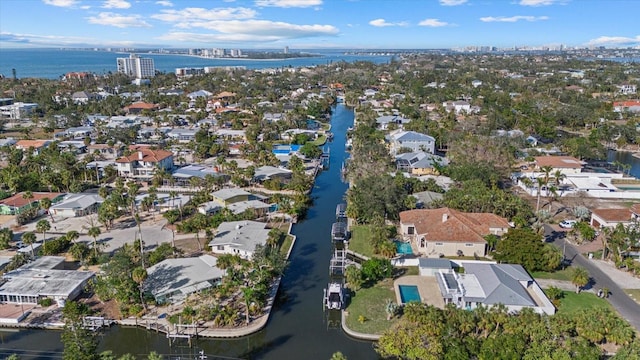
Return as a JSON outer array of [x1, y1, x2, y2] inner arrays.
[[534, 156, 583, 169], [0, 192, 63, 208], [125, 102, 159, 110], [591, 208, 632, 222], [400, 208, 510, 243], [116, 147, 173, 163], [15, 140, 49, 149], [614, 100, 640, 107]]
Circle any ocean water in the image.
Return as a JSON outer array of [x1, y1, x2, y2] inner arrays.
[[0, 48, 394, 79]]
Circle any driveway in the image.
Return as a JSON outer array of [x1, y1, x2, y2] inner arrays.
[[545, 224, 640, 330]]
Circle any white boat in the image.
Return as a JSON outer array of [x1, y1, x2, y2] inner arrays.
[[324, 282, 345, 310]]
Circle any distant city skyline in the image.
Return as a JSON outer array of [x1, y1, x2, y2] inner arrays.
[[0, 0, 638, 50]]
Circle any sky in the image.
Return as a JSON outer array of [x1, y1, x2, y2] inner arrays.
[[0, 0, 639, 50]]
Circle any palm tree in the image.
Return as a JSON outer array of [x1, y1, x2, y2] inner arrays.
[[87, 226, 101, 258], [379, 240, 397, 258], [571, 267, 590, 293], [132, 266, 148, 311], [36, 219, 51, 245], [22, 231, 36, 258], [535, 177, 546, 212], [39, 197, 54, 223], [22, 191, 34, 211], [66, 230, 80, 244]]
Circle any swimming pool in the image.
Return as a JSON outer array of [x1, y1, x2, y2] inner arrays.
[[395, 241, 413, 255], [398, 285, 421, 304]]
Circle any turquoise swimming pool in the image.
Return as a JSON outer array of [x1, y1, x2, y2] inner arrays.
[[398, 285, 420, 304], [395, 241, 413, 255]]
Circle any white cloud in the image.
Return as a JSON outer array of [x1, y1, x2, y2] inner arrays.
[[102, 0, 131, 9], [369, 18, 408, 27], [480, 15, 549, 22], [439, 0, 467, 6], [0, 31, 160, 48], [418, 18, 449, 27], [42, 0, 79, 7], [587, 35, 640, 47], [151, 7, 257, 23], [87, 12, 151, 28], [155, 0, 173, 6], [519, 0, 568, 6], [80, 5, 91, 9], [255, 0, 322, 8]]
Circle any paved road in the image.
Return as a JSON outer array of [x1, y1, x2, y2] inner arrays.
[[545, 225, 640, 330]]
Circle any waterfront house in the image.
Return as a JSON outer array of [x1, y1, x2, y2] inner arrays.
[[534, 155, 583, 174], [0, 192, 64, 215], [169, 164, 226, 187], [387, 130, 436, 155], [399, 208, 510, 257], [395, 151, 447, 175], [208, 221, 270, 259], [144, 255, 224, 304], [252, 166, 293, 183], [116, 146, 174, 179], [375, 115, 411, 130], [433, 263, 555, 315], [0, 256, 94, 307]]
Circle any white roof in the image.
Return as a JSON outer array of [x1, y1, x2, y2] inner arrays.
[[144, 255, 224, 299]]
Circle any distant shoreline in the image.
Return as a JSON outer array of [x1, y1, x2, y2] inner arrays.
[[120, 52, 324, 62]]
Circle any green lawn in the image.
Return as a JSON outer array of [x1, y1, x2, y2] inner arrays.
[[624, 289, 640, 305], [280, 235, 294, 257], [311, 135, 327, 146], [556, 291, 612, 315], [531, 267, 574, 281], [344, 278, 398, 335], [349, 225, 376, 258]]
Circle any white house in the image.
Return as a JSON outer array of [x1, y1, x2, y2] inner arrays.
[[50, 193, 103, 218], [116, 146, 174, 179], [208, 221, 270, 259], [443, 100, 471, 114], [387, 130, 436, 155]]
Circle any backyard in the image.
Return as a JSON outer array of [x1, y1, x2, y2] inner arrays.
[[348, 225, 376, 258], [344, 277, 398, 335]]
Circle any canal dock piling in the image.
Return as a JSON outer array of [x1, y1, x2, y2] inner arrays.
[[82, 316, 115, 331]]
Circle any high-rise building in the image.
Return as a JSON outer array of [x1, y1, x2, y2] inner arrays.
[[284, 46, 289, 54], [116, 54, 155, 78]]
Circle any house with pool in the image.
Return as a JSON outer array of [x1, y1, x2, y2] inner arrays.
[[392, 259, 555, 316], [399, 208, 510, 258]]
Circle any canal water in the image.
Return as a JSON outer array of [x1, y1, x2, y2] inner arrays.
[[0, 104, 379, 359], [608, 149, 640, 179]]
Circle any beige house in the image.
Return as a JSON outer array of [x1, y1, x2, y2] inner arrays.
[[590, 208, 633, 229], [399, 208, 510, 258], [534, 156, 583, 175], [116, 146, 174, 179]]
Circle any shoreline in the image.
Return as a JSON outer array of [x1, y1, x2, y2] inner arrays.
[[122, 51, 324, 62]]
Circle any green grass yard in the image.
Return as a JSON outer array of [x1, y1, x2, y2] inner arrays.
[[555, 291, 612, 315], [531, 267, 574, 281], [349, 225, 376, 258], [344, 278, 399, 335]]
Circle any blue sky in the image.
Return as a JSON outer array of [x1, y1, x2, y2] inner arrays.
[[0, 0, 638, 49]]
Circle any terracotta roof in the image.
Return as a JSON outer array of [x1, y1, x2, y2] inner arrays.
[[614, 100, 640, 107], [400, 208, 510, 243], [591, 208, 632, 222], [534, 156, 583, 169], [116, 148, 173, 163], [125, 102, 159, 110], [631, 204, 640, 215], [0, 192, 63, 208], [15, 140, 49, 149]]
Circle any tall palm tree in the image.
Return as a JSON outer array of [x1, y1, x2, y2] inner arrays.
[[87, 226, 101, 258], [22, 191, 34, 211], [39, 197, 54, 223], [36, 219, 51, 245], [535, 177, 546, 212], [22, 231, 36, 258], [132, 266, 148, 311], [66, 230, 80, 244]]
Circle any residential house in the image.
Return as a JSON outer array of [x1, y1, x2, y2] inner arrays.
[[376, 115, 411, 130], [199, 189, 269, 216], [0, 192, 64, 215], [590, 208, 633, 229], [187, 90, 212, 100], [0, 102, 38, 119], [613, 100, 640, 113], [14, 140, 51, 155], [71, 91, 95, 105], [443, 100, 471, 114], [166, 128, 197, 142], [0, 138, 17, 147], [411, 191, 444, 209], [253, 166, 293, 183], [399, 208, 510, 257], [534, 156, 583, 174], [211, 189, 253, 205], [395, 151, 447, 175], [432, 263, 555, 315], [388, 130, 436, 155], [0, 256, 94, 307], [87, 144, 123, 160], [50, 193, 103, 218], [170, 164, 225, 187], [208, 220, 270, 259], [144, 255, 224, 304], [116, 146, 174, 179], [124, 102, 159, 115], [617, 83, 637, 95], [263, 112, 285, 122]]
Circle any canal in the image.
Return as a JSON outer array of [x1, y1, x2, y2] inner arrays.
[[0, 104, 379, 359]]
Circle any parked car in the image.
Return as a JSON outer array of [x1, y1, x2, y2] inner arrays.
[[559, 220, 578, 229]]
